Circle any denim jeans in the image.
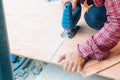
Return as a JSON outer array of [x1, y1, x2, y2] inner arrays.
[[84, 5, 107, 30]]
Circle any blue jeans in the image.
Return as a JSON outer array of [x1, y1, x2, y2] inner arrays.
[[84, 5, 107, 30]]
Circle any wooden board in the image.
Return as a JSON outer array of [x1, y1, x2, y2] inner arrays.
[[98, 63, 120, 80], [3, 0, 64, 62]]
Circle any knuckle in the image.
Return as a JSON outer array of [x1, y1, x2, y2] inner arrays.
[[74, 60, 79, 66], [69, 61, 74, 65], [74, 63, 79, 67]]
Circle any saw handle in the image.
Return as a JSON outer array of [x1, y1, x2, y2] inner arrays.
[[62, 2, 81, 30]]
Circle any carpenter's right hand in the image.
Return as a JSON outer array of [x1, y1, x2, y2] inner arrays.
[[62, 0, 78, 11]]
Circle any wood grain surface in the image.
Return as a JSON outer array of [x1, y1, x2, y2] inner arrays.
[[3, 0, 64, 62]]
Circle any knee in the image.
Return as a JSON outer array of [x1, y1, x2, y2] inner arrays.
[[84, 5, 107, 30], [84, 12, 104, 30]]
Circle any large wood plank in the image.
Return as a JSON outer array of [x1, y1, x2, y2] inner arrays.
[[3, 0, 64, 62]]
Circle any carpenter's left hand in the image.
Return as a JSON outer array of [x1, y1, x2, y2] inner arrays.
[[58, 52, 85, 73]]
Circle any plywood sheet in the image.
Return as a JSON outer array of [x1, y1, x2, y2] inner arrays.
[[3, 0, 64, 62]]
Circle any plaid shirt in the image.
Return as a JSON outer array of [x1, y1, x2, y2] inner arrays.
[[78, 0, 120, 61]]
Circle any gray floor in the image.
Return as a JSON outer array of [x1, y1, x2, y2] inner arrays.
[[13, 59, 113, 80], [35, 63, 113, 80]]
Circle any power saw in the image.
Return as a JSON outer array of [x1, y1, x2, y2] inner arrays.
[[61, 2, 81, 39]]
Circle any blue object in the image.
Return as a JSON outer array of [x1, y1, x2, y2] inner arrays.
[[11, 54, 18, 63], [84, 5, 107, 30], [61, 2, 81, 39], [62, 2, 81, 30]]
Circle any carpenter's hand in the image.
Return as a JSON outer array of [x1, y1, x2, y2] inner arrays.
[[58, 52, 85, 73], [62, 0, 78, 11]]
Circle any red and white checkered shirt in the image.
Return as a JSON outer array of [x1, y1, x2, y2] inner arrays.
[[78, 0, 120, 61]]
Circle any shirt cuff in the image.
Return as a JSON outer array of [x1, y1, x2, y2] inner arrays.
[[77, 36, 108, 61]]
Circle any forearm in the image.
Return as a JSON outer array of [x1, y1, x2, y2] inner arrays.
[[78, 21, 120, 61], [77, 0, 120, 61]]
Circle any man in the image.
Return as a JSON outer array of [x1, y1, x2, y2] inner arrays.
[[58, 0, 120, 73]]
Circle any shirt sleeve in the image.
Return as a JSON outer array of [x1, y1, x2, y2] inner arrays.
[[93, 0, 105, 7], [77, 0, 120, 61]]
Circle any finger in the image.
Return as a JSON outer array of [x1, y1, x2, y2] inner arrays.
[[77, 62, 85, 72], [77, 66, 81, 72], [63, 61, 69, 71], [59, 60, 65, 65], [75, 60, 80, 72], [67, 61, 74, 72], [58, 54, 66, 62], [79, 63, 84, 70], [62, 0, 65, 9], [77, 66, 85, 76], [80, 59, 86, 69], [71, 64, 77, 73], [62, 0, 70, 9], [71, 0, 77, 11]]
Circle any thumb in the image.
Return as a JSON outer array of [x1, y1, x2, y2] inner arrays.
[[58, 54, 66, 62], [71, 0, 77, 11], [77, 60, 85, 72]]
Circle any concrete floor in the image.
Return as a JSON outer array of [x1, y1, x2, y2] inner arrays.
[[12, 58, 113, 80], [35, 63, 113, 80]]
